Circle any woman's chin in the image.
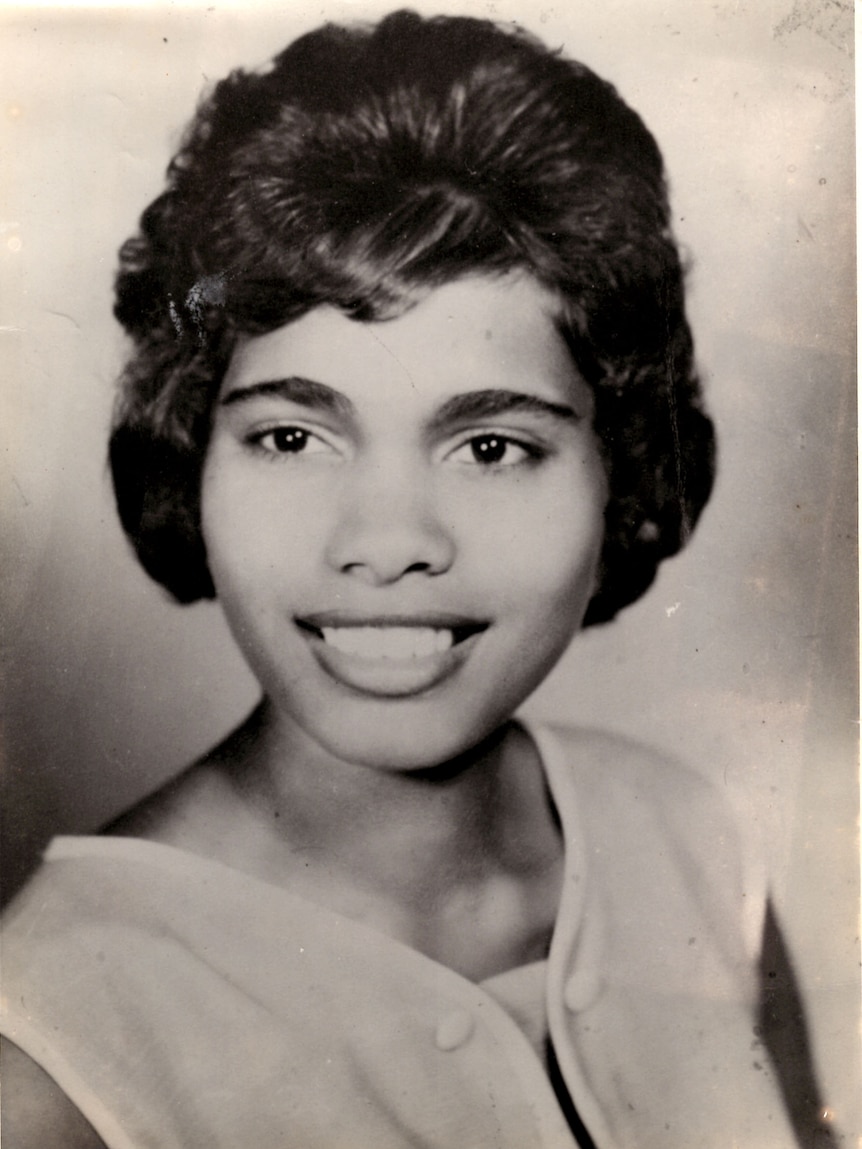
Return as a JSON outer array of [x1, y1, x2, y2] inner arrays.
[[263, 696, 509, 776]]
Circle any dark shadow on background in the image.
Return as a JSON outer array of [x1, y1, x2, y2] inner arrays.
[[760, 900, 840, 1148]]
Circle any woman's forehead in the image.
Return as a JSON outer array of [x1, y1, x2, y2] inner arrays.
[[222, 274, 589, 413]]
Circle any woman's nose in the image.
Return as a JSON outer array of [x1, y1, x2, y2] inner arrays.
[[324, 467, 455, 586]]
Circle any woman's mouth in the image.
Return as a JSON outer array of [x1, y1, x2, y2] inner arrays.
[[295, 616, 487, 696]]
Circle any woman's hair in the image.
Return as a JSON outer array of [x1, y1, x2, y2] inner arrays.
[[110, 8, 714, 625]]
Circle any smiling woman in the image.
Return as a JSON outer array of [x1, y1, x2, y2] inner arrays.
[[1, 5, 854, 1149]]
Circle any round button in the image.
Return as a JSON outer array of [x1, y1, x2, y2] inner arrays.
[[435, 1008, 475, 1051], [563, 967, 604, 1013]]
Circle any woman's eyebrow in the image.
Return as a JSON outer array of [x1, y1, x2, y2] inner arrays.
[[220, 376, 355, 419], [427, 389, 581, 432]]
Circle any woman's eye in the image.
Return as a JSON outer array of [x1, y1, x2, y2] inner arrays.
[[251, 426, 332, 456], [449, 434, 536, 467]]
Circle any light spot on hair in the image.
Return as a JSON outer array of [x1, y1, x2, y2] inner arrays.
[[168, 297, 183, 338], [185, 272, 227, 339]]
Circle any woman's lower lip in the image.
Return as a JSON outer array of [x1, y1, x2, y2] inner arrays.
[[304, 629, 480, 697]]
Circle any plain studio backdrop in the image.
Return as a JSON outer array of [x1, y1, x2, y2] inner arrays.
[[2, 0, 858, 1136]]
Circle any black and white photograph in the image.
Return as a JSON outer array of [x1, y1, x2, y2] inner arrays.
[[1, 1, 857, 1146]]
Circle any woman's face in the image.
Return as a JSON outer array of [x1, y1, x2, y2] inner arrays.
[[201, 274, 608, 770]]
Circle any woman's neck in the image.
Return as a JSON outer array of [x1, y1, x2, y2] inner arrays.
[[108, 701, 564, 980], [221, 702, 539, 902]]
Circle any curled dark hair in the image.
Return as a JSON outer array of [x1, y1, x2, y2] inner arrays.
[[110, 9, 714, 625]]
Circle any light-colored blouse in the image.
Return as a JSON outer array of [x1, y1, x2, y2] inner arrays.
[[0, 723, 797, 1148]]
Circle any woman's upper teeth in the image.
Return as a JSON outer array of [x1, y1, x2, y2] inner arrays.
[[320, 626, 454, 659]]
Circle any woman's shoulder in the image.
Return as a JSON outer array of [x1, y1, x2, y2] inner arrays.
[[530, 720, 722, 806], [102, 708, 269, 859], [533, 721, 767, 959], [528, 720, 751, 869]]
